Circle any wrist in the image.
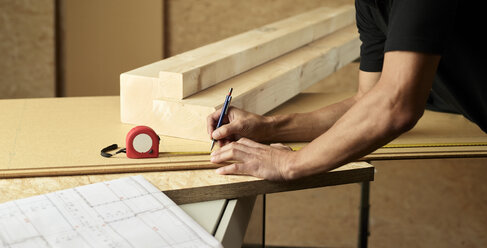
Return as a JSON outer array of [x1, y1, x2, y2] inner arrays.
[[281, 149, 302, 180], [262, 114, 297, 142], [261, 115, 278, 141]]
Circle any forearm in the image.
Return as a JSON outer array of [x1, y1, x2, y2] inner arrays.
[[288, 84, 419, 178], [286, 52, 439, 178], [265, 96, 358, 142], [264, 71, 381, 142]]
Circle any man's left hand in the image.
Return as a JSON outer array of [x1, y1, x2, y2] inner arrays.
[[211, 138, 296, 181]]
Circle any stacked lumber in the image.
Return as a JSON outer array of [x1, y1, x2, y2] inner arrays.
[[121, 5, 360, 142]]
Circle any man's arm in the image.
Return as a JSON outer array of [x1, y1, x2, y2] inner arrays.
[[211, 51, 440, 180], [265, 69, 381, 142], [208, 68, 381, 143], [284, 51, 439, 178]]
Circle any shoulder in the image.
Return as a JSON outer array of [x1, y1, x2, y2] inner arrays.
[[385, 0, 458, 54]]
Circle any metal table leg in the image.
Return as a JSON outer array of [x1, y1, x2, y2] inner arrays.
[[358, 181, 370, 248], [262, 194, 266, 248]]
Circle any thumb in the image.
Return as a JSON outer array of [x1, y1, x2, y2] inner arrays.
[[212, 121, 242, 140]]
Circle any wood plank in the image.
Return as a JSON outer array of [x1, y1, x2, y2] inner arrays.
[[121, 5, 355, 99], [0, 162, 373, 205], [122, 25, 360, 141]]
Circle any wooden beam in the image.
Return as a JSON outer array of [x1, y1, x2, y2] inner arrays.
[[121, 5, 355, 99], [122, 25, 360, 141]]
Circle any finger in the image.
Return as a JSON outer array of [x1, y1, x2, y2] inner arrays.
[[211, 140, 233, 156], [212, 120, 243, 140], [212, 140, 246, 154], [215, 163, 248, 175], [210, 143, 251, 163], [236, 137, 263, 148], [218, 138, 233, 148], [207, 108, 223, 135]]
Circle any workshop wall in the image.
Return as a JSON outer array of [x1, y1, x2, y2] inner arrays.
[[0, 0, 353, 98], [0, 0, 55, 99], [60, 0, 163, 97], [165, 0, 353, 56]]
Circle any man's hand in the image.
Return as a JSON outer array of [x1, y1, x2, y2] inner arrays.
[[211, 138, 296, 181], [207, 107, 273, 147]]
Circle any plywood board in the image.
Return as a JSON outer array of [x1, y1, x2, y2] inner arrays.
[[121, 25, 360, 141], [0, 97, 372, 185], [0, 97, 210, 178], [3, 92, 484, 180], [122, 5, 355, 99]]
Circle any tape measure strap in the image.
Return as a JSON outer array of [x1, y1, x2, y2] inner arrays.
[[104, 142, 487, 157], [382, 142, 487, 149], [287, 142, 487, 152]]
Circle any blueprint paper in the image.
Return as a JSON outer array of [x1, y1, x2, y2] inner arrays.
[[0, 176, 223, 248]]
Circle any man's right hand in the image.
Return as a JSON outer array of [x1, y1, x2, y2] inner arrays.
[[207, 107, 273, 147]]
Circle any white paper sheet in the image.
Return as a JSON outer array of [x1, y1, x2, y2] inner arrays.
[[0, 176, 223, 248]]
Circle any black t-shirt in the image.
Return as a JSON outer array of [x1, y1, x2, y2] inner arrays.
[[355, 0, 486, 133]]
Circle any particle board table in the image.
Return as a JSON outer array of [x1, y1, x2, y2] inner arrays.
[[0, 96, 374, 248]]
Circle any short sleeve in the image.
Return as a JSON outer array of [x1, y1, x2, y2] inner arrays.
[[385, 0, 458, 54], [355, 0, 386, 72]]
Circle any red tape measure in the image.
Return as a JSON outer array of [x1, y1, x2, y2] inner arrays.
[[101, 126, 160, 159]]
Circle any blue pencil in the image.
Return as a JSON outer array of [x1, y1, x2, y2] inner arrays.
[[210, 88, 233, 151]]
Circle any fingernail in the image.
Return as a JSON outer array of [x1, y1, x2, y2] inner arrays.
[[212, 130, 220, 138], [210, 156, 216, 162], [215, 168, 223, 174]]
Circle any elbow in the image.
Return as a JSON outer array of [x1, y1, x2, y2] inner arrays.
[[390, 108, 423, 135]]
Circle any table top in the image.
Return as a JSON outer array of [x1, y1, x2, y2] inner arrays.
[[2, 90, 486, 204]]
